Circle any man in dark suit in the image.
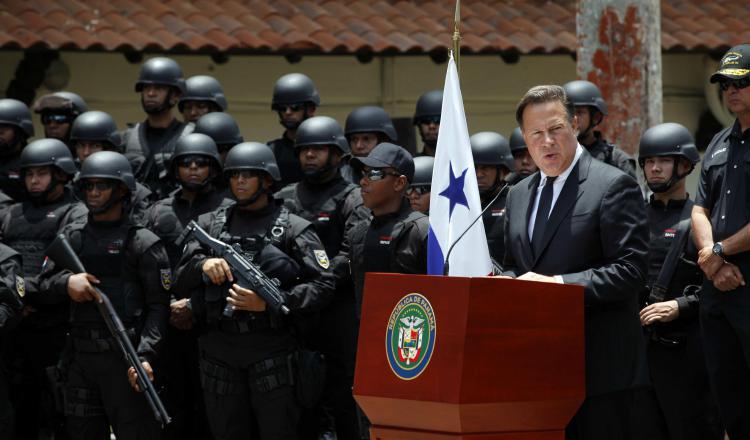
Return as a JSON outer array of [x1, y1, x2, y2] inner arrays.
[[502, 85, 661, 439]]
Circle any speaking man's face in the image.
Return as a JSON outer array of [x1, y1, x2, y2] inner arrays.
[[522, 101, 579, 177]]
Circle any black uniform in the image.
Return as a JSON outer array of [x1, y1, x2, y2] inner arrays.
[[339, 160, 363, 186], [0, 244, 23, 439], [481, 183, 511, 263], [1, 188, 86, 440], [0, 155, 25, 203], [0, 190, 13, 216], [174, 200, 334, 440], [268, 134, 304, 187], [41, 214, 171, 440], [643, 196, 722, 439], [277, 174, 368, 439], [695, 121, 750, 438], [123, 120, 194, 199], [584, 132, 637, 179]]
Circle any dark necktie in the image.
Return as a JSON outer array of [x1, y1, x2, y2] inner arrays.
[[532, 175, 557, 257]]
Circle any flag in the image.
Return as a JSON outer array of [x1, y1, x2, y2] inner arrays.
[[427, 52, 493, 276]]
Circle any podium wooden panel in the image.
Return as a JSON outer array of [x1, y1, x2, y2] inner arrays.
[[353, 274, 585, 439]]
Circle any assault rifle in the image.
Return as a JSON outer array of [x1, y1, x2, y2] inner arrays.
[[46, 234, 171, 427], [184, 220, 291, 317]]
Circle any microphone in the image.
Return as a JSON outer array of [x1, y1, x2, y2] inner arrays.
[[443, 183, 507, 275]]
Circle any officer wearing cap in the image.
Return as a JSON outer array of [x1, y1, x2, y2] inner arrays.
[[33, 91, 88, 152], [563, 80, 636, 179], [123, 56, 193, 199], [268, 73, 320, 187], [0, 98, 35, 202], [341, 106, 398, 184], [144, 133, 231, 440], [1, 138, 85, 439], [407, 156, 433, 214], [507, 126, 538, 185], [179, 75, 228, 124], [413, 90, 442, 157], [275, 116, 367, 439], [692, 43, 750, 438], [470, 132, 514, 263], [173, 142, 334, 440], [194, 111, 244, 164], [636, 123, 722, 440], [39, 151, 170, 439], [0, 243, 23, 440]]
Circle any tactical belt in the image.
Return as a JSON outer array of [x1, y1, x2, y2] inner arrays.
[[216, 315, 276, 334], [64, 386, 105, 417], [200, 353, 295, 395], [70, 327, 136, 353]]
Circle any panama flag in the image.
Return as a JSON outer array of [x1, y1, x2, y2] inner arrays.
[[427, 53, 493, 276]]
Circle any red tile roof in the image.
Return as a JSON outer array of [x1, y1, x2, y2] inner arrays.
[[1, 0, 748, 54]]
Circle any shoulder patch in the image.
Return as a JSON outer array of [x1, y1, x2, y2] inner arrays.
[[160, 268, 172, 291], [15, 275, 25, 297], [313, 250, 330, 269]]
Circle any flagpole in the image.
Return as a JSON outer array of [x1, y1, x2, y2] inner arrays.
[[452, 0, 461, 76]]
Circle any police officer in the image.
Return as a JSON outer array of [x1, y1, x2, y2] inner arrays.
[[0, 243, 24, 439], [194, 111, 244, 164], [70, 110, 154, 223], [1, 138, 84, 440], [33, 91, 88, 152], [692, 44, 750, 438], [637, 123, 722, 440], [563, 80, 636, 179], [174, 142, 334, 440], [470, 132, 514, 263], [40, 151, 170, 439], [0, 190, 12, 216], [342, 106, 398, 184], [507, 126, 538, 185], [0, 98, 34, 202], [275, 116, 367, 439], [413, 90, 442, 157], [407, 156, 433, 214], [123, 56, 193, 199], [179, 75, 228, 123], [268, 73, 320, 186], [144, 133, 230, 440]]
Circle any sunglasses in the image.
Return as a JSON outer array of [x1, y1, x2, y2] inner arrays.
[[176, 155, 212, 168], [81, 180, 115, 192], [228, 170, 262, 179], [719, 77, 750, 91], [406, 185, 431, 196], [363, 168, 401, 181], [42, 113, 74, 124], [272, 103, 305, 112], [417, 115, 440, 125]]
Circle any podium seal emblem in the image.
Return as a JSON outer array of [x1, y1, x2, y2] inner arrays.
[[386, 293, 437, 380]]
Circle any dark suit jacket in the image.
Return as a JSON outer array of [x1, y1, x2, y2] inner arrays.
[[503, 151, 650, 397]]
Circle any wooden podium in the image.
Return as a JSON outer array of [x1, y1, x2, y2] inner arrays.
[[353, 274, 585, 440]]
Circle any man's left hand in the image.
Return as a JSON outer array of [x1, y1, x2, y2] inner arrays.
[[698, 246, 724, 279], [226, 284, 267, 312], [127, 362, 154, 392], [518, 272, 558, 283], [639, 300, 679, 326]]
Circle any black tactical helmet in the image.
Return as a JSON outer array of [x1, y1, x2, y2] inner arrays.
[[411, 156, 434, 187], [178, 75, 228, 112], [134, 57, 187, 94], [20, 138, 77, 176], [271, 73, 320, 108], [224, 142, 281, 182], [470, 132, 515, 171], [78, 151, 136, 193], [295, 116, 350, 154], [170, 133, 222, 175], [33, 91, 88, 116], [638, 122, 700, 167], [69, 111, 122, 149], [413, 90, 443, 124], [345, 106, 397, 141], [193, 112, 244, 146], [0, 98, 34, 138], [509, 127, 527, 152], [563, 80, 608, 115]]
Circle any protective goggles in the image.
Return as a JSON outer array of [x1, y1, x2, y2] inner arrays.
[[175, 155, 212, 168], [417, 115, 440, 125], [272, 103, 305, 112], [81, 180, 116, 192], [227, 170, 262, 179], [719, 77, 750, 91], [406, 185, 431, 196], [42, 113, 74, 124], [363, 168, 401, 181]]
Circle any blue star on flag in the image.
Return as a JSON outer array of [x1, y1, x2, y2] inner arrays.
[[438, 163, 469, 219]]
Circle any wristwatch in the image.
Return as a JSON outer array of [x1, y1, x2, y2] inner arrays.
[[712, 241, 725, 259]]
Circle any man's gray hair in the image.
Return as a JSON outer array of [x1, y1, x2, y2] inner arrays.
[[515, 85, 576, 127]]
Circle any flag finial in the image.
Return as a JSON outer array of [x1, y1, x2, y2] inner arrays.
[[452, 0, 461, 74]]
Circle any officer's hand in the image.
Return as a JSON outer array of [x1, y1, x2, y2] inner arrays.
[[639, 300, 679, 326], [227, 284, 267, 312], [67, 273, 102, 303], [517, 272, 558, 283], [127, 362, 154, 392], [698, 246, 723, 280], [202, 258, 233, 285], [169, 299, 193, 330], [713, 263, 746, 292]]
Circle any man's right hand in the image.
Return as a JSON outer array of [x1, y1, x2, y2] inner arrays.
[[202, 258, 233, 285], [698, 246, 724, 279], [713, 263, 746, 292], [169, 299, 193, 330], [67, 273, 102, 303]]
